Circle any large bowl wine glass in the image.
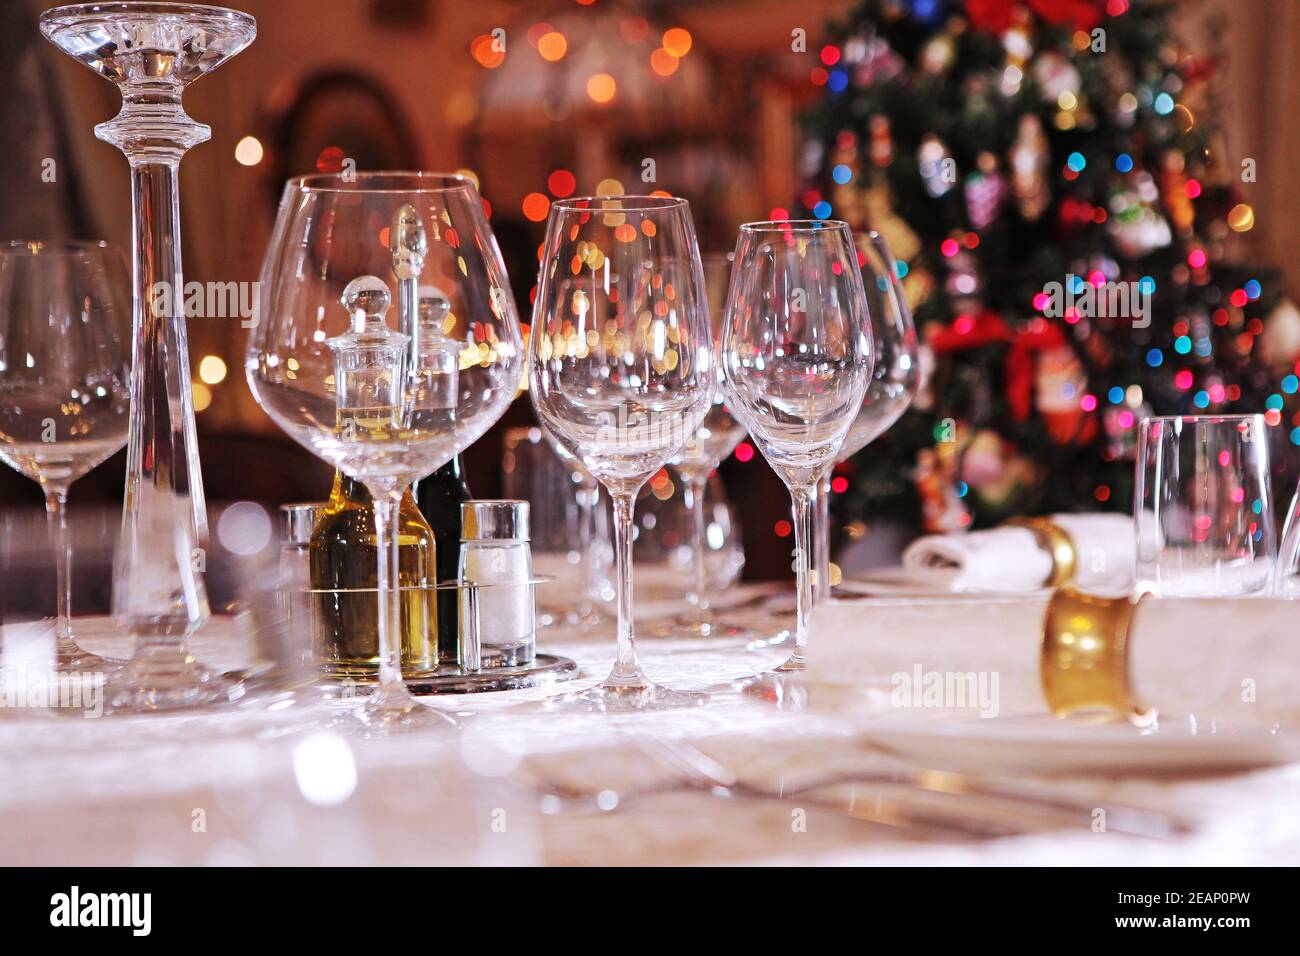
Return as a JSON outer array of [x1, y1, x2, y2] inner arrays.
[[0, 240, 131, 671], [814, 231, 919, 601], [248, 172, 524, 731], [529, 196, 713, 711], [721, 220, 872, 672]]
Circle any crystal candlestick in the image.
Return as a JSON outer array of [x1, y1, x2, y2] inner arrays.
[[40, 3, 256, 710]]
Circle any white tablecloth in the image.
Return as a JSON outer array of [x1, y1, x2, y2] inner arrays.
[[2, 588, 1299, 866]]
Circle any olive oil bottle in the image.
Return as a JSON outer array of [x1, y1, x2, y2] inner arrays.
[[309, 471, 438, 679], [414, 454, 472, 668]]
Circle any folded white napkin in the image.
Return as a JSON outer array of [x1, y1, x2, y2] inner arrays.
[[807, 594, 1300, 723], [901, 513, 1133, 593]]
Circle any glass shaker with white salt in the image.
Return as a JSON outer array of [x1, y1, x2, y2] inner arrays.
[[459, 500, 535, 670]]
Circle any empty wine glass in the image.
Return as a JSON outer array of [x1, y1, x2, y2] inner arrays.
[[502, 426, 610, 630], [721, 220, 873, 671], [249, 172, 524, 731], [1135, 414, 1274, 596], [0, 241, 131, 672], [814, 231, 919, 601], [529, 196, 713, 710], [1275, 476, 1300, 597], [648, 253, 750, 639]]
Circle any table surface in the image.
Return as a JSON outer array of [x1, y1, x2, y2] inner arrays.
[[2, 587, 1298, 866]]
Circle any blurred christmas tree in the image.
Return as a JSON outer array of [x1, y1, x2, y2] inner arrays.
[[800, 0, 1297, 534]]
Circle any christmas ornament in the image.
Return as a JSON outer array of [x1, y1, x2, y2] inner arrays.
[[960, 429, 1040, 516], [1106, 177, 1173, 258], [1036, 344, 1098, 446], [1260, 299, 1300, 366], [1158, 149, 1196, 234], [862, 179, 921, 261], [1033, 50, 1081, 103], [965, 151, 1008, 231], [919, 134, 957, 198], [920, 29, 957, 76], [869, 114, 893, 168], [1009, 114, 1050, 221], [914, 445, 969, 533]]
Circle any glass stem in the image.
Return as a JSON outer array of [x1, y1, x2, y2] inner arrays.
[[44, 486, 75, 653], [785, 483, 816, 670], [372, 490, 406, 692], [577, 476, 597, 612], [685, 475, 710, 619], [813, 475, 832, 607], [608, 490, 644, 684], [114, 156, 209, 637]]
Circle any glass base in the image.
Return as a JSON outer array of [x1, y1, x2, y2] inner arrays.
[[540, 602, 612, 635], [645, 617, 756, 640], [745, 628, 792, 652], [545, 675, 708, 713], [106, 649, 236, 713], [774, 652, 806, 673], [55, 636, 121, 675], [342, 683, 459, 734]]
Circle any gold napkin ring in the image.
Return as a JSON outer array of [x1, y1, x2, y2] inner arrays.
[[1006, 517, 1078, 588], [1040, 585, 1155, 722]]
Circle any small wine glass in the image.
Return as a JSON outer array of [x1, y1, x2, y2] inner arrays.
[[529, 195, 713, 711], [814, 231, 919, 601], [0, 240, 131, 672], [248, 172, 524, 732], [651, 253, 750, 639], [721, 220, 873, 672], [540, 431, 614, 630], [502, 426, 611, 630]]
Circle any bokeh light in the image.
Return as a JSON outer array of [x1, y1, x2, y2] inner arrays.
[[537, 31, 567, 62], [587, 73, 617, 104], [650, 47, 679, 76], [234, 135, 263, 166], [662, 27, 692, 57], [522, 192, 551, 222], [547, 169, 576, 197]]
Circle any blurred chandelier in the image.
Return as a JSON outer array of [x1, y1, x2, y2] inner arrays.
[[473, 1, 714, 133]]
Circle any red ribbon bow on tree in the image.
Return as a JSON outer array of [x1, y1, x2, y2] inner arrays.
[[964, 0, 1107, 34]]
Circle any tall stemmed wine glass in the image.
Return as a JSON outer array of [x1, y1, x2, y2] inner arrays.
[[0, 241, 131, 670], [530, 196, 713, 710], [249, 172, 524, 732], [651, 253, 749, 638], [721, 220, 872, 671], [814, 231, 919, 602]]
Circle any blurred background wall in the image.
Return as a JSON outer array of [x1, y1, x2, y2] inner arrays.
[[2, 0, 1297, 580]]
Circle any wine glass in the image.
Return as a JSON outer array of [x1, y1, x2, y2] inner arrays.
[[502, 426, 611, 630], [721, 220, 873, 671], [814, 231, 919, 601], [529, 196, 713, 710], [248, 172, 524, 732], [0, 241, 131, 672], [651, 253, 749, 638], [540, 431, 613, 630]]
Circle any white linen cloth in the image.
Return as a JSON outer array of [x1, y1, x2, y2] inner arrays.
[[807, 593, 1300, 723], [901, 513, 1134, 592], [3, 587, 1300, 866]]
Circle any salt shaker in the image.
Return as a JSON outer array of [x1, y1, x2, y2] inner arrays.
[[459, 501, 535, 670], [279, 503, 324, 589], [279, 502, 327, 670]]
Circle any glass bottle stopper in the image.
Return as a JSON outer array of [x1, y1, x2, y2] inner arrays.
[[326, 276, 409, 436]]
